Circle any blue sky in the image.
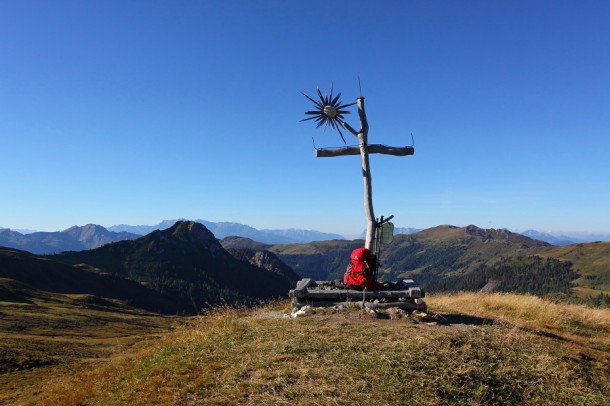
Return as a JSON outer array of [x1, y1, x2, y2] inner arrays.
[[1, 0, 609, 236]]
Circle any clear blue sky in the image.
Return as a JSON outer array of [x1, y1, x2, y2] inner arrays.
[[1, 0, 609, 236]]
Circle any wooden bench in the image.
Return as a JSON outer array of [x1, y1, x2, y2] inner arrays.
[[289, 278, 427, 311]]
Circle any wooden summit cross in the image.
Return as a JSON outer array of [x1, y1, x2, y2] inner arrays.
[[301, 86, 414, 250]]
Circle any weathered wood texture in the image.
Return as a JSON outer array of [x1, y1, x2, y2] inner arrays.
[[315, 145, 415, 158], [293, 278, 313, 292], [291, 298, 427, 311], [289, 287, 422, 300], [364, 299, 426, 310], [356, 97, 376, 250], [288, 278, 425, 314]]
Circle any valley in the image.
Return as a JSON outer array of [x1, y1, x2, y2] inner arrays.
[[0, 288, 178, 404]]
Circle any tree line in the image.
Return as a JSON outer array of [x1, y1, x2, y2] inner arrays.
[[418, 256, 578, 297]]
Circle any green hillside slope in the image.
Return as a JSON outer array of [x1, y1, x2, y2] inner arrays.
[[0, 247, 181, 313], [379, 225, 548, 278], [538, 241, 610, 296], [270, 225, 549, 283], [268, 225, 610, 303], [269, 239, 364, 280]]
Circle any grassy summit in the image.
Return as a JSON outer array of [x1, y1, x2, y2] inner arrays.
[[7, 293, 609, 405]]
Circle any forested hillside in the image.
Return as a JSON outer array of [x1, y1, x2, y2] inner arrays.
[[48, 221, 298, 314], [264, 225, 610, 304], [268, 225, 549, 282]]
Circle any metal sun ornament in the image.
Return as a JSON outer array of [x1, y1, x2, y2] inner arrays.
[[300, 84, 356, 144]]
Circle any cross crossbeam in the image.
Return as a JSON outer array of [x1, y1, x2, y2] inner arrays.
[[315, 145, 414, 158]]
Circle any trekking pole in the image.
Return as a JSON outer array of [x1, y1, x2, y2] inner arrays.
[[373, 216, 383, 284]]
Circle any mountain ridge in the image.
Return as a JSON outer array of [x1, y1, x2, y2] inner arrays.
[[4, 220, 610, 256], [49, 221, 299, 314], [520, 229, 576, 246], [0, 225, 140, 254], [105, 220, 610, 244], [263, 224, 609, 302], [108, 219, 346, 244], [267, 224, 550, 281]]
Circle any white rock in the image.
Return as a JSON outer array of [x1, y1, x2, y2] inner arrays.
[[291, 305, 310, 318]]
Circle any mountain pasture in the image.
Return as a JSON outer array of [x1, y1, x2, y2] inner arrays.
[[5, 295, 608, 405], [0, 284, 177, 405]]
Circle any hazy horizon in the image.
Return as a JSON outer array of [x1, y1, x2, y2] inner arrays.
[[3, 218, 610, 241]]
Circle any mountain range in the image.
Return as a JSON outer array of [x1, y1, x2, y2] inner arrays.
[[2, 220, 609, 315], [0, 220, 346, 255], [1, 221, 299, 315], [51, 221, 300, 313], [517, 229, 610, 246], [3, 219, 610, 255], [520, 230, 577, 246], [107, 219, 346, 244], [0, 224, 140, 254]]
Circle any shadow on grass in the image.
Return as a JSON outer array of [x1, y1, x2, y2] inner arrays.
[[432, 312, 570, 343], [433, 313, 495, 326]]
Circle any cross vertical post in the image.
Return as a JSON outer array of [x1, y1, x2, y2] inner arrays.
[[354, 97, 376, 250], [303, 86, 414, 251]]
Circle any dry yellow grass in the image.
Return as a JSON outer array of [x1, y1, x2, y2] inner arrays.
[[0, 295, 178, 405], [428, 292, 610, 351], [18, 297, 610, 405]]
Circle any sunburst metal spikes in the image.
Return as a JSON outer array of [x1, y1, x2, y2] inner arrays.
[[301, 84, 356, 144]]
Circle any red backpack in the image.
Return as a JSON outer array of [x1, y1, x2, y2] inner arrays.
[[343, 247, 376, 290]]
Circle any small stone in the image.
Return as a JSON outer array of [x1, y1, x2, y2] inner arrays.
[[387, 307, 408, 320], [290, 305, 310, 318]]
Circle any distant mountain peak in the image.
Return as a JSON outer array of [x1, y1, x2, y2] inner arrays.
[[63, 224, 105, 238], [169, 221, 221, 252], [418, 224, 549, 248], [0, 224, 140, 254], [519, 230, 576, 246], [109, 219, 346, 244], [138, 221, 228, 258]]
